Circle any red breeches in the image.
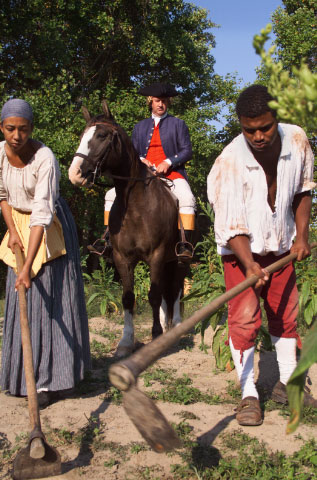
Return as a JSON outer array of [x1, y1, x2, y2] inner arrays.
[[223, 252, 299, 352]]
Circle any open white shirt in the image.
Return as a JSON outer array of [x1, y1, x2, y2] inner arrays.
[[207, 123, 316, 256]]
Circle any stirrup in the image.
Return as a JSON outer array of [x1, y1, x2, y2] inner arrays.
[[87, 229, 111, 256], [175, 241, 194, 260], [87, 239, 108, 256]]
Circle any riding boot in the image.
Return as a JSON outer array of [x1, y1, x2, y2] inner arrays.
[[87, 227, 113, 258], [176, 229, 195, 263]]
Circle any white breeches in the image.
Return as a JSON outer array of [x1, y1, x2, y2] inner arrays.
[[104, 178, 196, 214]]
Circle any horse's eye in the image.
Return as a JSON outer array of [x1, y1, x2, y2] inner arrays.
[[97, 133, 107, 139]]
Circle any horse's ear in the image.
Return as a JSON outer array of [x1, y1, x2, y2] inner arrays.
[[82, 106, 91, 123], [101, 100, 114, 120]]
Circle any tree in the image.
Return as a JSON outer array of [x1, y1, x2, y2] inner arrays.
[[0, 1, 240, 257], [253, 24, 317, 135], [0, 0, 217, 104], [272, 0, 317, 71]]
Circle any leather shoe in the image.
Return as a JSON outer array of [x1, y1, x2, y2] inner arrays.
[[272, 381, 317, 407], [236, 396, 263, 426]]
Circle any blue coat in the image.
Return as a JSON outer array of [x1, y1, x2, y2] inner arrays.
[[131, 114, 192, 179]]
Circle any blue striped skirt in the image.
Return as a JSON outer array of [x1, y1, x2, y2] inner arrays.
[[0, 198, 91, 395]]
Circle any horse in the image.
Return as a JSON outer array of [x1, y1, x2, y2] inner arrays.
[[69, 101, 188, 357]]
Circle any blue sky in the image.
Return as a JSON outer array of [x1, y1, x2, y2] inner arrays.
[[191, 0, 284, 85]]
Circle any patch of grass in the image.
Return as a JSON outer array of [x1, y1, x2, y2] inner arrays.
[[132, 465, 163, 480], [177, 410, 200, 421], [170, 421, 221, 479], [169, 427, 317, 480], [148, 373, 222, 405], [102, 441, 129, 461], [226, 380, 241, 401], [142, 367, 176, 387], [90, 339, 112, 356], [91, 328, 120, 342], [44, 415, 106, 451], [104, 459, 118, 468], [130, 442, 148, 454], [104, 386, 122, 405], [302, 406, 317, 425]]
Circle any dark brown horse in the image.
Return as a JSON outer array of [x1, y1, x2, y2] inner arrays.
[[69, 102, 188, 357]]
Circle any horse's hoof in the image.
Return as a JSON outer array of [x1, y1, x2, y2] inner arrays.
[[114, 345, 134, 359]]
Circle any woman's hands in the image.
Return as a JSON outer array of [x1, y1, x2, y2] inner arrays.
[[15, 225, 44, 290]]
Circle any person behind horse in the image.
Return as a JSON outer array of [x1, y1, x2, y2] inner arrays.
[[95, 82, 196, 259], [0, 99, 91, 408], [207, 85, 317, 426]]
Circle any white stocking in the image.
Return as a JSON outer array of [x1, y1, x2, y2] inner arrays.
[[229, 338, 258, 399], [270, 335, 297, 385]]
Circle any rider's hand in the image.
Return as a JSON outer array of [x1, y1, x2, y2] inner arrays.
[[140, 157, 153, 168], [156, 161, 170, 175]]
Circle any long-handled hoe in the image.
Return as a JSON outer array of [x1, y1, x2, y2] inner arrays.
[[12, 245, 61, 479], [109, 243, 316, 453]]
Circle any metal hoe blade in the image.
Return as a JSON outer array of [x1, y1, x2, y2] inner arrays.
[[13, 440, 61, 480], [123, 386, 181, 452]]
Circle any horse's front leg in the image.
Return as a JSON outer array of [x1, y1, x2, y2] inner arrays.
[[114, 260, 135, 358], [149, 256, 165, 339]]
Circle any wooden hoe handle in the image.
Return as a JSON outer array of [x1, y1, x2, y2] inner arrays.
[[14, 245, 45, 459]]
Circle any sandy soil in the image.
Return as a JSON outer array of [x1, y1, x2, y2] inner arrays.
[[0, 315, 317, 479]]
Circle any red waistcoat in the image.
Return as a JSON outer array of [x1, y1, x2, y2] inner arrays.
[[146, 124, 184, 180]]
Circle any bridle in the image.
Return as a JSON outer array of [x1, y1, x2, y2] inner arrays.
[[76, 122, 119, 185], [76, 121, 174, 189]]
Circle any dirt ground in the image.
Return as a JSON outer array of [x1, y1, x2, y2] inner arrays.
[[0, 315, 317, 479]]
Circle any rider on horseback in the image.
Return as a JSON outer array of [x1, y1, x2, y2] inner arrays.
[[89, 82, 196, 260]]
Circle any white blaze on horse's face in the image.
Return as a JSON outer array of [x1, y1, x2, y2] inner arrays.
[[68, 126, 96, 186]]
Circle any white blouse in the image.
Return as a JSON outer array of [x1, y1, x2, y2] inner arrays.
[[207, 123, 316, 256], [0, 141, 60, 228]]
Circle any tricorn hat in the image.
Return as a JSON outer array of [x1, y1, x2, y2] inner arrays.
[[138, 82, 178, 97]]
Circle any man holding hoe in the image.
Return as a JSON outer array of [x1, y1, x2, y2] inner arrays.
[[207, 85, 316, 426]]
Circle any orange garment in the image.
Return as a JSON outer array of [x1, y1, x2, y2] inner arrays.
[[146, 124, 184, 180]]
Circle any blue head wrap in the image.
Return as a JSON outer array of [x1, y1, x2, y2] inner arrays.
[[1, 99, 34, 123]]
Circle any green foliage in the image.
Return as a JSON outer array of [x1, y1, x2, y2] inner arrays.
[[133, 262, 151, 312], [287, 319, 317, 433], [0, 1, 240, 254], [143, 367, 221, 405], [184, 200, 231, 370], [272, 1, 317, 71], [170, 427, 317, 479], [212, 323, 234, 372], [83, 257, 121, 316], [253, 24, 317, 133], [296, 255, 317, 328], [0, 0, 217, 102]]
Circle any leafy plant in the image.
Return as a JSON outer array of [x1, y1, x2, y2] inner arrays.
[[253, 23, 317, 132], [295, 254, 317, 328], [83, 257, 121, 316], [183, 200, 231, 370], [133, 262, 151, 311]]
